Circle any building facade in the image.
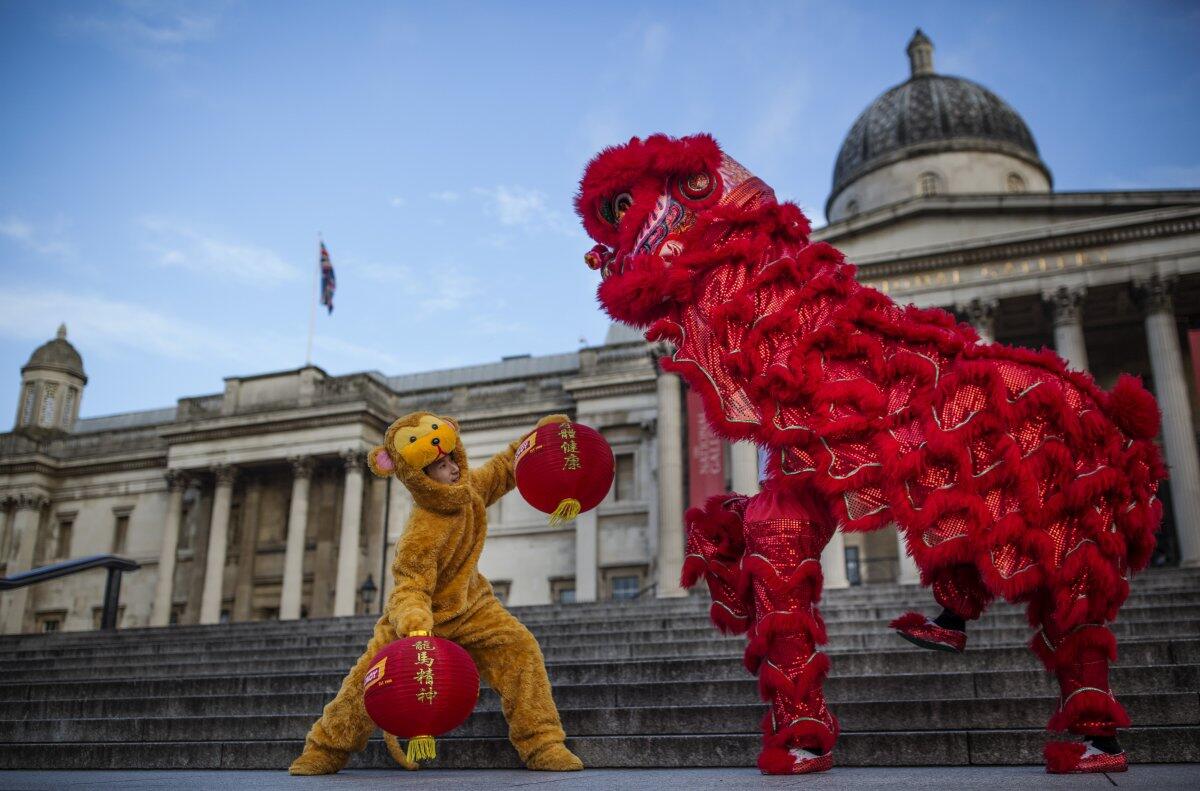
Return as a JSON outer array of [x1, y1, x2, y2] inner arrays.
[[3, 30, 1199, 633]]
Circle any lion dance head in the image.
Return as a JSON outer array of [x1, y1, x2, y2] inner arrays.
[[576, 133, 807, 326]]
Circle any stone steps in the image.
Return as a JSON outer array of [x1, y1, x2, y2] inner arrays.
[[1, 622, 1194, 681], [5, 690, 1198, 744], [2, 727, 1197, 769], [1, 567, 1197, 769], [3, 602, 1194, 667], [1, 640, 1195, 701]]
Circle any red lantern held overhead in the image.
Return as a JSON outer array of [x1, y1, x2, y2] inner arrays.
[[363, 634, 479, 764], [515, 421, 614, 524]]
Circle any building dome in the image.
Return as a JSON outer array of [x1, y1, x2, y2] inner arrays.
[[22, 324, 86, 380], [827, 30, 1052, 221]]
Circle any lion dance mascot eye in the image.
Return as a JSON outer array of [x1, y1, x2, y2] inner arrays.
[[576, 134, 1165, 775]]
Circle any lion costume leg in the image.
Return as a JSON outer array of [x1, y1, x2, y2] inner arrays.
[[289, 616, 399, 775], [1029, 556, 1131, 773], [444, 598, 582, 771], [739, 484, 839, 774]]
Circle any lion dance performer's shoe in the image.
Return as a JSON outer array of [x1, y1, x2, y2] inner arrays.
[[890, 611, 967, 653], [1045, 738, 1128, 773], [779, 748, 834, 775]]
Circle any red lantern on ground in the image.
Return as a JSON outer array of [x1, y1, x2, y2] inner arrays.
[[516, 421, 614, 524], [363, 634, 479, 764]]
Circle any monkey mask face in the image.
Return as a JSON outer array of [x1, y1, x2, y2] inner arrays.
[[369, 412, 470, 512]]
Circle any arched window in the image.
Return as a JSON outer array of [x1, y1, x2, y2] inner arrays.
[[20, 383, 35, 426], [1006, 172, 1027, 193], [918, 172, 942, 197], [61, 387, 76, 428], [39, 383, 58, 427]]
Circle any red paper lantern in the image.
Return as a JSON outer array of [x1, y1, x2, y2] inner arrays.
[[516, 421, 614, 523], [363, 634, 479, 764]]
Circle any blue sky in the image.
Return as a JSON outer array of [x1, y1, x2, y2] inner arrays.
[[1, 0, 1198, 421]]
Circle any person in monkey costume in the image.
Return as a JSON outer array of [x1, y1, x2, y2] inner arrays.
[[288, 411, 584, 774]]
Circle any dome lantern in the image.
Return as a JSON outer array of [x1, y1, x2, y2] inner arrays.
[[906, 28, 934, 77]]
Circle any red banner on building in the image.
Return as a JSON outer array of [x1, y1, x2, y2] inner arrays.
[[686, 387, 726, 510]]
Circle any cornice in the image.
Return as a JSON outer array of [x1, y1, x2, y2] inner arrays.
[[816, 190, 1200, 243], [853, 208, 1200, 278], [159, 402, 391, 444], [563, 369, 658, 401]]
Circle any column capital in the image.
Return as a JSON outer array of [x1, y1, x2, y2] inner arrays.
[[340, 448, 368, 472], [211, 464, 238, 487], [1133, 274, 1177, 317], [14, 492, 49, 511], [289, 456, 315, 479], [957, 296, 998, 335], [1043, 285, 1087, 327], [165, 469, 190, 492]]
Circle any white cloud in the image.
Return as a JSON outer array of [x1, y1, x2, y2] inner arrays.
[[60, 0, 219, 66], [355, 260, 480, 318], [472, 186, 574, 235], [389, 196, 407, 208], [139, 217, 300, 285], [429, 190, 461, 203], [640, 22, 669, 64], [0, 215, 76, 258], [0, 289, 260, 365], [312, 335, 403, 371]]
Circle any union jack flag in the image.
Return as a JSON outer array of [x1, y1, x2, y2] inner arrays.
[[319, 241, 336, 314]]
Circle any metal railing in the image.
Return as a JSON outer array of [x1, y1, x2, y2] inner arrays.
[[0, 555, 140, 630]]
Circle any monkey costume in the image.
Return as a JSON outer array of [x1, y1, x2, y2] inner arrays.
[[288, 412, 583, 774]]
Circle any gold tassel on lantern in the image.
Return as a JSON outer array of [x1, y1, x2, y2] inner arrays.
[[406, 736, 437, 763], [548, 498, 581, 525]]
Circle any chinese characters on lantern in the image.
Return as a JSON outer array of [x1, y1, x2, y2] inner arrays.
[[413, 639, 437, 704], [560, 424, 581, 471]]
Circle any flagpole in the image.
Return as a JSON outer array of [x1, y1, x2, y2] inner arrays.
[[306, 233, 319, 366]]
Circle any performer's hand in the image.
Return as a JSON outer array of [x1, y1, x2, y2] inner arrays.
[[394, 609, 433, 637]]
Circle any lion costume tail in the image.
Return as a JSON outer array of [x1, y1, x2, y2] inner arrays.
[[1106, 373, 1160, 441], [383, 733, 420, 771]]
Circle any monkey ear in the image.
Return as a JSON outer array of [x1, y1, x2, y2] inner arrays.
[[368, 445, 396, 477], [443, 416, 460, 433]]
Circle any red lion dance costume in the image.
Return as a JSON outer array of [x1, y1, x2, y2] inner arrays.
[[575, 134, 1164, 775]]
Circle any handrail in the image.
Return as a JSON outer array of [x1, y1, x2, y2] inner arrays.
[[0, 554, 141, 630], [632, 581, 659, 600]]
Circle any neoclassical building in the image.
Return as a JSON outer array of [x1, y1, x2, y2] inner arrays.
[[2, 30, 1198, 633]]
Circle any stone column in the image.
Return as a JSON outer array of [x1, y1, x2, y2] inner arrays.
[[574, 508, 599, 602], [232, 473, 263, 621], [0, 493, 48, 634], [655, 363, 687, 598], [1138, 276, 1200, 567], [820, 527, 850, 589], [730, 442, 761, 496], [151, 471, 189, 627], [199, 465, 237, 624], [280, 457, 314, 619], [381, 479, 411, 607], [333, 450, 366, 617], [1047, 285, 1089, 372], [959, 297, 998, 344], [894, 524, 920, 585]]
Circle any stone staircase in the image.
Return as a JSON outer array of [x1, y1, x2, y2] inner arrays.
[[1, 569, 1198, 769]]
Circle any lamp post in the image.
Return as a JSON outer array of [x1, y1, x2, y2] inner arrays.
[[358, 574, 377, 616]]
